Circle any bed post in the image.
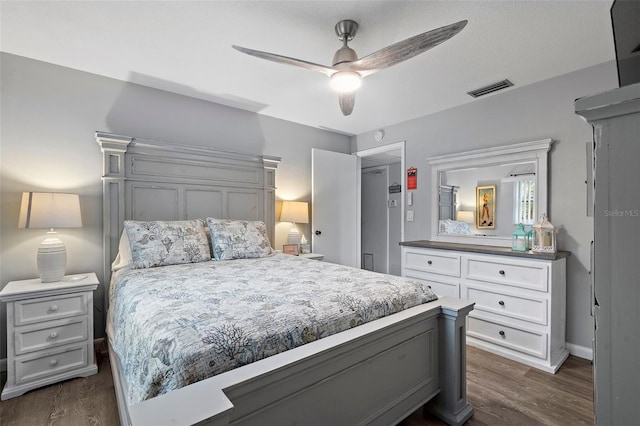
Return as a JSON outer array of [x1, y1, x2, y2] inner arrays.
[[427, 300, 475, 425], [95, 132, 132, 313], [261, 156, 280, 247]]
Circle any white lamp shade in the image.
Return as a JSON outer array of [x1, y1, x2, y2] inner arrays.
[[19, 192, 82, 229], [280, 201, 309, 224], [18, 192, 82, 282], [457, 210, 474, 224]]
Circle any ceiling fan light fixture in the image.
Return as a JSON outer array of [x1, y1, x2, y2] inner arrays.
[[330, 71, 361, 93]]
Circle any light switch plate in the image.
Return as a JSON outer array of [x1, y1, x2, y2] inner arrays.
[[407, 210, 414, 221]]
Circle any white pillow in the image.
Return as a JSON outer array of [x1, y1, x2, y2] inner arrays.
[[111, 230, 133, 272]]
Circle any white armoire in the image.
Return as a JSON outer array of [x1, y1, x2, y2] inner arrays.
[[575, 83, 640, 425]]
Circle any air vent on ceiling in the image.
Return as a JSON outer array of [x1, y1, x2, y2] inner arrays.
[[467, 79, 514, 98]]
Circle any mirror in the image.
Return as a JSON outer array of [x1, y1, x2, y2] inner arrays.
[[428, 139, 552, 246]]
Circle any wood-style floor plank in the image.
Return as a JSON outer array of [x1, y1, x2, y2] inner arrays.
[[1, 345, 593, 426], [405, 346, 594, 426]]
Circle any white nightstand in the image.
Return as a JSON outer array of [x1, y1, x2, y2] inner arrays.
[[0, 273, 99, 400], [299, 253, 324, 261]]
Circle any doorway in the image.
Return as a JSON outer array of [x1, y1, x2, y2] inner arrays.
[[357, 142, 405, 276]]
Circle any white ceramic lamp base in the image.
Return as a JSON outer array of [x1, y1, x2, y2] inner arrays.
[[287, 224, 302, 245], [37, 234, 67, 283]]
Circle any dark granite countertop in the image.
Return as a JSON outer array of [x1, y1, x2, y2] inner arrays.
[[399, 240, 571, 261]]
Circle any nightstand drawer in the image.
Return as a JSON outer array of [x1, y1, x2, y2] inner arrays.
[[464, 286, 547, 325], [467, 316, 547, 359], [15, 345, 88, 384], [465, 257, 548, 292], [14, 293, 88, 326], [14, 317, 88, 355], [403, 249, 461, 278]]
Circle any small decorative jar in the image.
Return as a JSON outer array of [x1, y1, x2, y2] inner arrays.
[[532, 214, 557, 253], [512, 223, 529, 252]]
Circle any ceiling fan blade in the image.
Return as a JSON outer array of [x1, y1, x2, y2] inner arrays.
[[338, 92, 355, 116], [232, 45, 335, 76], [348, 20, 468, 75]]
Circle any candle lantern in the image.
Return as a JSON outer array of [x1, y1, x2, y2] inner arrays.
[[512, 223, 529, 252], [532, 214, 556, 253]]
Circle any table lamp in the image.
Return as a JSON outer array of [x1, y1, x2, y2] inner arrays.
[[280, 201, 309, 245], [457, 210, 474, 224], [18, 192, 82, 282]]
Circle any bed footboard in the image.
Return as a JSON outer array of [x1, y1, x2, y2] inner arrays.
[[110, 298, 473, 426]]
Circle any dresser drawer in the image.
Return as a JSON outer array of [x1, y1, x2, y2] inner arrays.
[[467, 316, 547, 359], [403, 249, 460, 278], [404, 271, 460, 298], [14, 317, 88, 356], [14, 293, 88, 326], [465, 257, 548, 292], [15, 345, 88, 384], [464, 286, 547, 325]]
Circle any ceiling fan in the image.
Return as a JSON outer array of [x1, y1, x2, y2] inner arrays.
[[233, 19, 467, 116]]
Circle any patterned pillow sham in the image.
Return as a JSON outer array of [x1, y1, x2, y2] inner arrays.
[[439, 219, 473, 235], [124, 219, 211, 268], [206, 218, 273, 260]]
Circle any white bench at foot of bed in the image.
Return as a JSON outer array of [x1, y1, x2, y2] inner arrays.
[[109, 297, 474, 426]]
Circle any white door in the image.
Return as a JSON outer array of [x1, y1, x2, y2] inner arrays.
[[311, 148, 360, 267]]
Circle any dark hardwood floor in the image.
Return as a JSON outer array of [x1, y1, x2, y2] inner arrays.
[[0, 345, 593, 425]]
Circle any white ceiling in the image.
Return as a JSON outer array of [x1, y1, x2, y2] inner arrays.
[[1, 1, 615, 136]]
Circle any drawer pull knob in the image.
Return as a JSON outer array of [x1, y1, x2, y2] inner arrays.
[[50, 305, 59, 312], [498, 300, 505, 306], [499, 330, 506, 337], [49, 332, 58, 339], [427, 260, 433, 265], [49, 359, 58, 366], [498, 270, 505, 275]]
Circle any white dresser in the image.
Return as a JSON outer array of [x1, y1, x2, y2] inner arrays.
[[401, 242, 570, 373], [0, 273, 99, 400]]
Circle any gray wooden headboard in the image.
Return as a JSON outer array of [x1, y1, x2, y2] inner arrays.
[[95, 131, 280, 294]]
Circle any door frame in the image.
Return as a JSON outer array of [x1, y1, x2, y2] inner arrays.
[[355, 141, 406, 271]]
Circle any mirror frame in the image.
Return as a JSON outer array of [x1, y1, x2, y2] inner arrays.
[[427, 139, 553, 246]]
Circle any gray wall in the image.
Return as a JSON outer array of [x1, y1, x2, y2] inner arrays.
[[0, 53, 351, 358], [353, 61, 618, 351]]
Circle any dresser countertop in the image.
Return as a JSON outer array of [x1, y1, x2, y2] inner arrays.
[[400, 240, 571, 261]]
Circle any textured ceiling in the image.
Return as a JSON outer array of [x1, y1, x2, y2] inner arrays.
[[1, 1, 615, 135]]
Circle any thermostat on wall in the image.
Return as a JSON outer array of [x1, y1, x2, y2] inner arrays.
[[374, 129, 385, 142]]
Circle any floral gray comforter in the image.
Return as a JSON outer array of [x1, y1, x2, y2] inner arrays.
[[107, 253, 437, 404]]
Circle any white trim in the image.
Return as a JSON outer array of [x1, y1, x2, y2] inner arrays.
[[566, 342, 593, 361]]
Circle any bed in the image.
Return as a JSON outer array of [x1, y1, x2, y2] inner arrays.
[[96, 131, 475, 426]]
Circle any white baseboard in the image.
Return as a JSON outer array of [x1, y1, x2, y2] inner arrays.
[[566, 342, 593, 361]]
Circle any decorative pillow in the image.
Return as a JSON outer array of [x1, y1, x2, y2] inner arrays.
[[206, 218, 273, 260], [124, 219, 211, 268]]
